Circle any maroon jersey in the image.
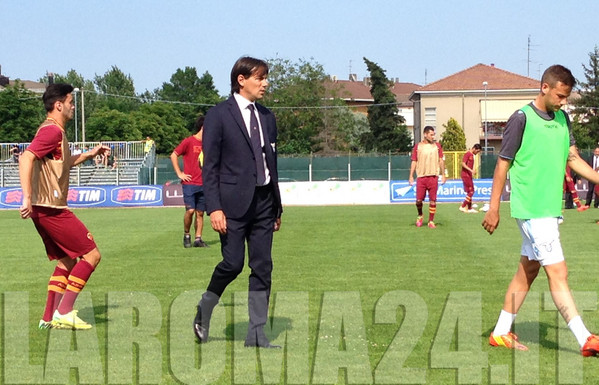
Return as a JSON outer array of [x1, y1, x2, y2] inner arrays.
[[461, 151, 474, 178], [173, 136, 203, 185]]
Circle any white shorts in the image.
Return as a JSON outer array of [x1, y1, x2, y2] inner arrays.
[[516, 218, 564, 266]]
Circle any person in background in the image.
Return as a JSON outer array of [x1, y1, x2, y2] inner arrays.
[[170, 115, 208, 248], [459, 143, 482, 213], [408, 126, 446, 228], [584, 146, 599, 208]]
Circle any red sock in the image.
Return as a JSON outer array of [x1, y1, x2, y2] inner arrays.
[[57, 260, 95, 315], [429, 204, 436, 222], [42, 266, 70, 321]]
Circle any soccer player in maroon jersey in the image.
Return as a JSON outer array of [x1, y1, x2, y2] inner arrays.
[[170, 115, 208, 248], [459, 144, 482, 213], [19, 84, 110, 329], [408, 126, 446, 228]]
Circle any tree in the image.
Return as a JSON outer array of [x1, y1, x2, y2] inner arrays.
[[133, 103, 189, 153], [84, 108, 141, 142], [0, 81, 45, 143], [440, 118, 467, 151], [157, 67, 222, 132], [262, 57, 328, 154], [361, 58, 412, 153], [94, 66, 139, 112], [573, 45, 599, 150]]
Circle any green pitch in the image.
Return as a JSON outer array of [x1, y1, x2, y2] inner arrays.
[[1, 203, 599, 384]]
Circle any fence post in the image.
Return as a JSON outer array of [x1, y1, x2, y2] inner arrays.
[[309, 152, 313, 182]]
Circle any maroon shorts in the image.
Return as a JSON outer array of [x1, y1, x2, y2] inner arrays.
[[416, 176, 439, 202], [461, 175, 474, 195], [31, 206, 97, 261]]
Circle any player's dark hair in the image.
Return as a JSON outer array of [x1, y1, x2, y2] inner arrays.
[[194, 115, 205, 133], [423, 126, 435, 134], [230, 56, 269, 94], [42, 83, 74, 112], [473, 144, 482, 150], [541, 65, 576, 88]]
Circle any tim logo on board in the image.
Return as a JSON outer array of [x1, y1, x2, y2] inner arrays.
[[68, 187, 107, 207], [111, 186, 162, 206], [0, 188, 23, 208]]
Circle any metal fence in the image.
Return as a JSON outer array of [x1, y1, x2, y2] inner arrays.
[[154, 152, 498, 184], [0, 141, 155, 187]]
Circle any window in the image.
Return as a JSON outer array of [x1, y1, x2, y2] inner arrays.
[[424, 107, 437, 128]]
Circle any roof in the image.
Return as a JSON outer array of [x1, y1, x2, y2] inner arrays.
[[325, 78, 421, 105], [0, 79, 47, 93], [417, 63, 539, 92]]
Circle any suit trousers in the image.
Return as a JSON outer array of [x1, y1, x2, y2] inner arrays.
[[206, 184, 276, 298]]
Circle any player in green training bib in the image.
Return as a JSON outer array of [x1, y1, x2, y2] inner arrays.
[[482, 65, 599, 357]]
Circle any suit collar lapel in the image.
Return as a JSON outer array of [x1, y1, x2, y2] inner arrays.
[[227, 96, 252, 146]]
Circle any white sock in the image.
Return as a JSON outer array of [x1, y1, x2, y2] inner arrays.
[[493, 310, 517, 335], [568, 316, 591, 348]]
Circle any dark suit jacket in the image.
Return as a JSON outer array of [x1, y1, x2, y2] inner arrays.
[[203, 96, 282, 219]]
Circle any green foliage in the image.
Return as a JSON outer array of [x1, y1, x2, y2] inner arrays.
[[263, 57, 328, 154], [156, 67, 222, 133], [573, 45, 599, 146], [0, 81, 45, 142], [85, 108, 141, 141], [133, 103, 189, 153], [572, 120, 596, 151], [361, 58, 412, 153], [94, 66, 140, 112], [440, 118, 467, 150]]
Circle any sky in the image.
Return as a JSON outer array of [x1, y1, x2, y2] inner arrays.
[[2, 0, 597, 97]]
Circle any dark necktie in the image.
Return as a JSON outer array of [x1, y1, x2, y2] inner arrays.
[[248, 104, 266, 185]]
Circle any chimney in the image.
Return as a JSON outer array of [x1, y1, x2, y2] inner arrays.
[[349, 73, 357, 82], [490, 63, 495, 67], [48, 72, 54, 85], [363, 77, 371, 87]]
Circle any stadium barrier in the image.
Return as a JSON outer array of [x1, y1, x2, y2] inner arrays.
[[1, 177, 592, 209]]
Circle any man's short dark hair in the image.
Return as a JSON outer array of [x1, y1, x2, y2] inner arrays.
[[541, 65, 576, 89], [194, 115, 205, 133], [42, 83, 74, 112], [230, 56, 269, 95], [423, 126, 435, 134], [473, 144, 482, 150]]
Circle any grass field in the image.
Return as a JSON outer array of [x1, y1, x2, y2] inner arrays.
[[2, 203, 599, 384]]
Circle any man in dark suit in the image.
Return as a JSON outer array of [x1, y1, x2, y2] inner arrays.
[[585, 147, 599, 208], [194, 57, 282, 348]]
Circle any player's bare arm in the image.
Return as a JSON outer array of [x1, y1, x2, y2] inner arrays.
[[18, 150, 35, 219], [568, 145, 599, 185], [408, 161, 416, 185], [439, 159, 447, 184], [169, 151, 192, 182], [482, 157, 511, 234], [72, 144, 110, 166]]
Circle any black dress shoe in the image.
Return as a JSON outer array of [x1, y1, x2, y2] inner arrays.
[[244, 340, 281, 349], [193, 306, 209, 343]]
